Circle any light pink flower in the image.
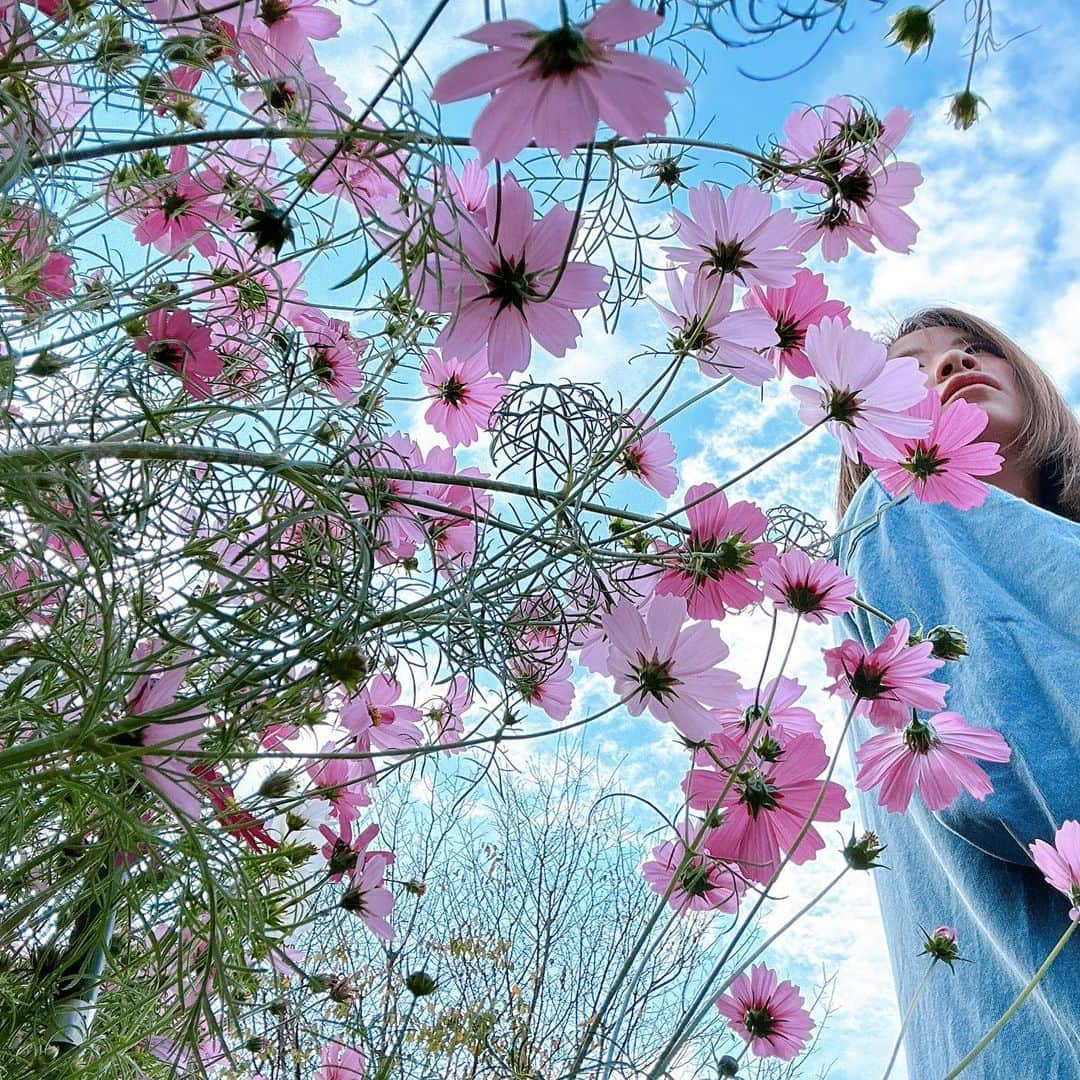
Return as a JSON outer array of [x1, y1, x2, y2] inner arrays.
[[445, 160, 490, 223], [863, 392, 1003, 509], [307, 742, 371, 825], [716, 963, 815, 1061], [413, 174, 606, 376], [421, 349, 506, 446], [780, 98, 922, 262], [760, 548, 855, 624], [316, 1042, 366, 1080], [1029, 821, 1080, 921], [744, 269, 849, 378], [342, 676, 424, 754], [663, 183, 803, 290], [318, 820, 387, 884], [131, 146, 225, 258], [134, 308, 224, 400], [616, 408, 678, 497], [791, 317, 931, 462], [685, 732, 849, 882], [642, 823, 746, 915], [710, 676, 821, 749], [342, 851, 395, 940], [653, 270, 777, 385], [654, 484, 776, 620], [348, 432, 426, 564], [296, 308, 368, 403], [823, 617, 947, 729], [242, 0, 341, 57], [601, 593, 740, 742], [510, 654, 575, 722], [431, 0, 688, 162], [855, 711, 1010, 814], [426, 675, 473, 752]]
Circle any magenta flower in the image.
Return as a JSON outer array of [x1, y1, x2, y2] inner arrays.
[[420, 349, 506, 446], [413, 174, 606, 376], [823, 617, 947, 729], [791, 317, 931, 462], [653, 270, 778, 385], [716, 963, 815, 1062], [711, 676, 821, 749], [760, 548, 856, 624], [600, 594, 740, 743], [654, 484, 776, 621], [315, 1042, 366, 1080], [1029, 821, 1080, 921], [863, 392, 1004, 509], [616, 409, 678, 497], [780, 98, 922, 262], [296, 308, 368, 403], [743, 269, 850, 378], [342, 676, 423, 754], [134, 308, 224, 400], [430, 0, 688, 163], [855, 711, 1011, 814], [642, 824, 746, 915], [685, 732, 849, 882], [663, 183, 803, 290], [131, 146, 224, 259], [510, 654, 575, 722]]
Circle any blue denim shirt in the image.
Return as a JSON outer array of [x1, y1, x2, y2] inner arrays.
[[833, 475, 1080, 1079]]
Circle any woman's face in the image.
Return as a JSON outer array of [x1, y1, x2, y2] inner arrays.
[[887, 324, 1028, 453]]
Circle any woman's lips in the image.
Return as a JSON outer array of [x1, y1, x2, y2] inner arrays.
[[941, 375, 998, 404]]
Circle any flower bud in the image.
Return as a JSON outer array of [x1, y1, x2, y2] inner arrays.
[[318, 646, 370, 689], [267, 998, 288, 1017], [284, 811, 308, 832], [258, 772, 294, 799], [240, 197, 295, 256], [718, 1055, 740, 1077], [403, 879, 426, 896], [948, 90, 986, 131], [889, 6, 935, 54], [244, 1036, 267, 1053], [28, 352, 69, 376], [405, 970, 437, 997], [308, 972, 332, 993], [927, 624, 968, 661], [328, 974, 355, 1003], [920, 924, 961, 969], [842, 827, 887, 871]]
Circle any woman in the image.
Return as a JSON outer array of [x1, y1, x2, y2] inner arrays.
[[832, 308, 1080, 1077]]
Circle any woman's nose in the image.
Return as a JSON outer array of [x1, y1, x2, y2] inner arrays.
[[932, 349, 977, 386]]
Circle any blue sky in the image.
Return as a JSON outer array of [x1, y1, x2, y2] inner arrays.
[[314, 2, 1080, 1076]]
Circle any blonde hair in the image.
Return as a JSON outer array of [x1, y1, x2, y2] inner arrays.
[[835, 307, 1080, 522]]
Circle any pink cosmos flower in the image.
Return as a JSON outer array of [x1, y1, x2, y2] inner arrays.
[[685, 732, 849, 882], [296, 308, 368, 403], [342, 676, 424, 754], [780, 98, 922, 262], [791, 317, 931, 462], [510, 654, 575, 722], [445, 160, 490, 224], [855, 711, 1011, 814], [318, 820, 387, 884], [316, 1042, 366, 1080], [131, 146, 225, 258], [743, 269, 850, 378], [426, 674, 473, 752], [413, 174, 606, 376], [1029, 821, 1080, 921], [862, 392, 1003, 509], [307, 742, 371, 825], [430, 0, 689, 163], [760, 548, 856, 624], [201, 251, 307, 336], [420, 349, 506, 446], [127, 645, 204, 820], [241, 0, 341, 58], [348, 432, 427, 565], [601, 593, 740, 743], [616, 408, 678, 497], [663, 183, 803, 290], [642, 824, 746, 914], [654, 484, 776, 620], [823, 617, 947, 730], [652, 270, 778, 385], [134, 308, 224, 400], [342, 851, 395, 940], [715, 963, 815, 1061], [710, 676, 821, 749]]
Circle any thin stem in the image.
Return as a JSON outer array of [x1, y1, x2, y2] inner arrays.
[[880, 963, 934, 1080]]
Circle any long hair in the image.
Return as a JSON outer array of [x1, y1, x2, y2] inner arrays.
[[835, 307, 1080, 523]]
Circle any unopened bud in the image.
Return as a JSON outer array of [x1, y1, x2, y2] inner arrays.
[[719, 1055, 740, 1077], [284, 811, 308, 832], [267, 998, 288, 1017], [405, 970, 437, 997], [920, 924, 961, 969], [403, 879, 426, 897], [842, 827, 887, 871], [258, 772, 294, 799], [244, 1036, 266, 1053], [308, 972, 332, 993], [28, 352, 69, 376], [949, 90, 985, 131], [889, 6, 935, 54], [927, 624, 968, 661], [328, 974, 355, 1004]]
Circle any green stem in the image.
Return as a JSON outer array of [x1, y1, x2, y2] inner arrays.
[[943, 919, 1079, 1078], [880, 963, 933, 1080]]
